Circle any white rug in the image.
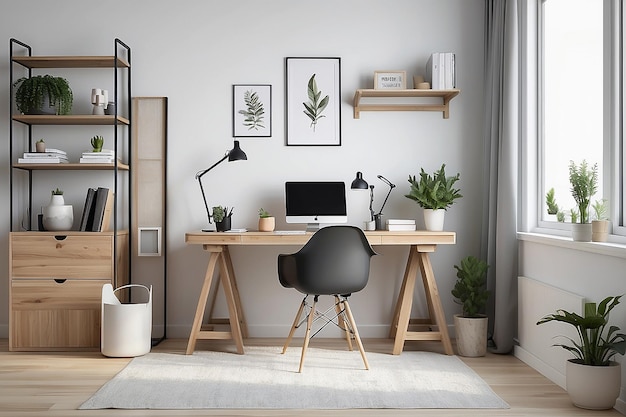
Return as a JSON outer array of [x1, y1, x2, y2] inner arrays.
[[80, 346, 509, 410]]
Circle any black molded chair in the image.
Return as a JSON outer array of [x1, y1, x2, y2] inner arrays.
[[278, 225, 377, 372]]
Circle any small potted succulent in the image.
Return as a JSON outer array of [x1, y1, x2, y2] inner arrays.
[[212, 206, 232, 232], [91, 135, 104, 152], [258, 208, 275, 232], [35, 138, 46, 153]]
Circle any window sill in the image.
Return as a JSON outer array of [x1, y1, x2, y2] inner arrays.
[[518, 231, 626, 260]]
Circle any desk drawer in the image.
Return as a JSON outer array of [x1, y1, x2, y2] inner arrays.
[[10, 234, 113, 279], [10, 279, 107, 350]]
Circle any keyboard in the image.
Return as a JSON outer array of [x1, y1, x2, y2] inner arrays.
[[273, 230, 307, 235]]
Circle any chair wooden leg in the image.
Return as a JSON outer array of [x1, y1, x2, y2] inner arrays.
[[282, 298, 306, 354], [335, 295, 353, 351], [343, 299, 369, 370], [299, 296, 317, 373]]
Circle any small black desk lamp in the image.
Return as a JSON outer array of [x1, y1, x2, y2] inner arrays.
[[351, 172, 396, 229], [195, 140, 247, 229]]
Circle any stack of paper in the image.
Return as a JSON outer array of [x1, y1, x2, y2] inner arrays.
[[386, 219, 416, 231], [18, 148, 68, 164], [80, 149, 115, 164]]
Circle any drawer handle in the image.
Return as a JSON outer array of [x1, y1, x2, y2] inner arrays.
[[54, 279, 67, 284], [54, 235, 68, 241]]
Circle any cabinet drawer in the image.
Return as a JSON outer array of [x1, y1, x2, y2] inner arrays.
[[10, 279, 107, 350], [10, 234, 113, 279]]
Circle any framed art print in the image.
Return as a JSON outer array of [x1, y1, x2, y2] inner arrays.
[[233, 84, 272, 137], [374, 70, 407, 90], [285, 57, 341, 146]]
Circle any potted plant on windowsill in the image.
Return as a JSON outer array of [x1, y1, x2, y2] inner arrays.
[[258, 208, 275, 232], [568, 160, 598, 242], [451, 255, 490, 357], [537, 295, 626, 410], [591, 198, 609, 242], [212, 206, 232, 232], [405, 163, 462, 231], [13, 74, 73, 115]]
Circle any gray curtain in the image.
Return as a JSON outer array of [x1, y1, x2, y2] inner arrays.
[[481, 0, 520, 354]]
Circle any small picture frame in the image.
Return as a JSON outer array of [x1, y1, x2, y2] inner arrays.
[[233, 84, 272, 137], [374, 70, 407, 90]]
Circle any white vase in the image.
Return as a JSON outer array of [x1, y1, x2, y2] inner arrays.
[[423, 209, 445, 231], [571, 223, 592, 242], [566, 360, 621, 410], [453, 314, 488, 357], [42, 194, 73, 231]]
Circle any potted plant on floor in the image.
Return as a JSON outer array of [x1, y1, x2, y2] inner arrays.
[[13, 74, 73, 115], [537, 295, 626, 410], [451, 255, 490, 357], [258, 208, 275, 232], [212, 205, 232, 232], [591, 198, 609, 242], [405, 163, 462, 231], [568, 160, 598, 242]]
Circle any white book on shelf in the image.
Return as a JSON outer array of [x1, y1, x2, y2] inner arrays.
[[443, 52, 456, 89], [23, 152, 68, 159], [44, 148, 67, 155], [80, 157, 115, 164], [387, 219, 416, 225], [387, 224, 417, 231], [18, 157, 69, 164], [82, 149, 115, 157], [425, 52, 442, 90]]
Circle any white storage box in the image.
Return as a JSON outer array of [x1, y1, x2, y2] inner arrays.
[[101, 283, 152, 357]]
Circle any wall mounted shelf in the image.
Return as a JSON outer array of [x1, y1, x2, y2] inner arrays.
[[12, 115, 130, 126], [353, 88, 460, 119]]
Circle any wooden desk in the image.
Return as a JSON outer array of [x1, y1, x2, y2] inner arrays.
[[184, 230, 456, 355]]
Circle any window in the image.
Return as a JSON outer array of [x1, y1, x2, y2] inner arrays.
[[535, 0, 626, 241]]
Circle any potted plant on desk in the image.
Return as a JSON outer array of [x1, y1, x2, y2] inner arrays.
[[537, 295, 626, 410], [591, 198, 609, 242], [258, 208, 275, 232], [212, 206, 232, 232], [451, 255, 490, 357], [405, 163, 462, 231]]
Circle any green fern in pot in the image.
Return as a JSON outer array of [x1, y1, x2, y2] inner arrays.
[[13, 74, 73, 115]]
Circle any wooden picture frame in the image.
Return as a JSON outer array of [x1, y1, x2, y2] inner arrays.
[[374, 70, 407, 90], [285, 57, 341, 146], [232, 84, 272, 137]]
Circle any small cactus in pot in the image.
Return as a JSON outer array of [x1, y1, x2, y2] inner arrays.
[[91, 135, 104, 152]]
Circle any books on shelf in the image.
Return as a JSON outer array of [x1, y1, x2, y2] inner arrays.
[[80, 149, 116, 164], [386, 219, 416, 231], [19, 148, 68, 164], [79, 187, 114, 232], [79, 157, 116, 164], [425, 52, 455, 90]]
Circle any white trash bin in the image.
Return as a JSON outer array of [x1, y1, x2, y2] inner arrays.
[[101, 283, 152, 357]]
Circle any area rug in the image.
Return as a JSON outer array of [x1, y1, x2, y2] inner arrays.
[[80, 346, 509, 409]]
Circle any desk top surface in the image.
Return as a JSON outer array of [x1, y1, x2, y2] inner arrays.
[[185, 230, 456, 246]]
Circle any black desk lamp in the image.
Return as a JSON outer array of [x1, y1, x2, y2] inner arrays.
[[351, 172, 396, 228], [195, 140, 247, 227]]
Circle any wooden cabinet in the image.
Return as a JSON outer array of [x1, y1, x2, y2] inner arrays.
[[9, 232, 128, 351], [8, 39, 132, 351]]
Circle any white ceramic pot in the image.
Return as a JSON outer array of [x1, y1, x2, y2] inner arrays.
[[566, 360, 621, 410], [571, 223, 592, 242], [453, 314, 488, 357], [42, 194, 73, 231], [423, 208, 445, 231]]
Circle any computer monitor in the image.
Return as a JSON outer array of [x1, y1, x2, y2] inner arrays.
[[285, 181, 347, 231]]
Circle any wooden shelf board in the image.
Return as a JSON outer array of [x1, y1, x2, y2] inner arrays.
[[12, 56, 129, 68], [12, 115, 130, 126], [13, 162, 129, 171], [353, 88, 460, 119]]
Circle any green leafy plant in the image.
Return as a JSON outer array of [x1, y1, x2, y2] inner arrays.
[[52, 188, 63, 195], [556, 210, 565, 222], [258, 208, 271, 218], [405, 164, 462, 210], [592, 198, 608, 221], [212, 206, 232, 223], [13, 75, 73, 115], [546, 187, 559, 215], [302, 74, 329, 131], [537, 295, 626, 366], [570, 208, 578, 224], [451, 256, 490, 318], [569, 160, 598, 224], [91, 135, 104, 152], [238, 90, 265, 131]]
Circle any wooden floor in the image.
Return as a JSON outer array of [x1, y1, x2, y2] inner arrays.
[[0, 337, 622, 416]]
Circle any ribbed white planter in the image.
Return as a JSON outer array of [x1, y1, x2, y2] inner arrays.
[[566, 360, 621, 410], [571, 223, 592, 242], [453, 314, 488, 357]]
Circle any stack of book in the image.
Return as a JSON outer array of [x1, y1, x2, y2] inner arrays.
[[18, 148, 68, 164], [425, 52, 455, 90], [386, 219, 416, 231], [80, 149, 115, 164], [78, 187, 114, 232]]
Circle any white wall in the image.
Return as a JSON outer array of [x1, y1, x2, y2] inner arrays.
[[0, 0, 485, 339]]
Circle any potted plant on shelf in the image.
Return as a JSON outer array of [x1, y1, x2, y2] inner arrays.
[[91, 135, 104, 152], [13, 74, 73, 115], [42, 188, 73, 231], [591, 198, 609, 242], [212, 206, 232, 232], [537, 295, 626, 410], [451, 255, 490, 357], [405, 163, 462, 231], [35, 138, 46, 153], [258, 208, 275, 232], [568, 160, 598, 242]]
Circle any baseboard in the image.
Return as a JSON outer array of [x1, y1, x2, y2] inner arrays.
[[514, 345, 566, 389]]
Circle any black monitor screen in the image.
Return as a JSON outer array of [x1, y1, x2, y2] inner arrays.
[[285, 182, 347, 217]]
